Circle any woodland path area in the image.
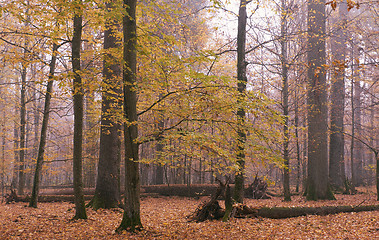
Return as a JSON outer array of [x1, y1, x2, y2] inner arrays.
[[1, 190, 378, 239]]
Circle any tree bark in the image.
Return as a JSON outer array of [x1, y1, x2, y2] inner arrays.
[[353, 57, 363, 186], [29, 43, 58, 208], [306, 0, 334, 200], [155, 118, 164, 185], [71, 5, 87, 219], [11, 120, 19, 190], [329, 1, 347, 191], [18, 64, 27, 196], [376, 152, 378, 201], [90, 0, 122, 210], [234, 0, 249, 204], [117, 0, 142, 232], [281, 0, 291, 202], [294, 89, 301, 193]]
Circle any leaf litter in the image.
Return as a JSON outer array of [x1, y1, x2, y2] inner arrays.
[[0, 192, 378, 239]]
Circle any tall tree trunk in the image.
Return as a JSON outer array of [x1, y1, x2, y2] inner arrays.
[[350, 46, 355, 189], [117, 0, 142, 232], [18, 64, 27, 196], [1, 87, 5, 196], [306, 0, 334, 200], [281, 0, 291, 202], [71, 5, 87, 220], [89, 0, 122, 210], [329, 1, 347, 190], [29, 43, 58, 208], [294, 88, 301, 193], [369, 89, 375, 185], [234, 0, 249, 204], [353, 59, 363, 186]]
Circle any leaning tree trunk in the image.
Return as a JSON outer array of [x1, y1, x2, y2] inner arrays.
[[306, 0, 334, 200], [234, 0, 249, 204], [29, 43, 58, 208], [71, 4, 87, 220], [117, 0, 142, 232], [89, 0, 122, 210], [329, 1, 347, 191]]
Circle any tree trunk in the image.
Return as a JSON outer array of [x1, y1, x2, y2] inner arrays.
[[376, 152, 378, 201], [281, 0, 291, 202], [350, 46, 356, 190], [329, 1, 347, 191], [1, 82, 5, 197], [18, 64, 27, 196], [353, 61, 363, 186], [71, 5, 87, 220], [294, 89, 301, 193], [155, 119, 164, 185], [117, 0, 142, 232], [11, 120, 19, 190], [90, 0, 122, 210], [234, 0, 249, 204], [369, 92, 379, 185], [306, 0, 334, 200], [29, 43, 58, 208]]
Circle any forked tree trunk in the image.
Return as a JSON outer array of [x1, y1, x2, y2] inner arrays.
[[29, 43, 58, 208], [117, 0, 142, 232], [71, 4, 87, 220]]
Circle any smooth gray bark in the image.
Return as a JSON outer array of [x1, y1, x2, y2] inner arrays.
[[90, 0, 122, 210], [306, 0, 334, 200], [329, 1, 347, 190]]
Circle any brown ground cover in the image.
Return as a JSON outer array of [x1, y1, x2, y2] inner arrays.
[[1, 190, 378, 239]]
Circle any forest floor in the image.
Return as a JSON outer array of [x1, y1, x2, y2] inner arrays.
[[1, 188, 378, 239]]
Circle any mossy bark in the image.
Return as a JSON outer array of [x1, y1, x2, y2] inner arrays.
[[234, 0, 249, 205], [117, 212, 142, 232], [306, 180, 335, 201], [222, 184, 232, 222]]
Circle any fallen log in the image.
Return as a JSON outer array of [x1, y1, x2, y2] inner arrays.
[[254, 205, 379, 219]]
